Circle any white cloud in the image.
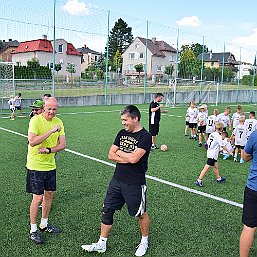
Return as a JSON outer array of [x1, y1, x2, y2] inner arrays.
[[232, 28, 257, 47], [62, 0, 91, 16], [176, 16, 201, 27]]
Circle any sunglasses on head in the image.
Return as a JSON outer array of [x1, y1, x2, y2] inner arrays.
[[32, 109, 40, 111]]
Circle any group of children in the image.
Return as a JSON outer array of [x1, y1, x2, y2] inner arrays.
[[185, 102, 257, 187]]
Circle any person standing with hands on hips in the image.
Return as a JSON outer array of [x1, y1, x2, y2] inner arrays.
[[82, 105, 152, 257], [26, 97, 66, 244], [149, 93, 167, 149]]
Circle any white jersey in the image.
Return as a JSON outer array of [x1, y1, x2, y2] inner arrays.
[[244, 118, 257, 139], [14, 96, 21, 107], [187, 107, 198, 123], [206, 115, 217, 134], [207, 131, 225, 160], [185, 109, 190, 122], [217, 113, 230, 128], [231, 112, 241, 128], [197, 112, 207, 126], [221, 138, 234, 154], [8, 98, 15, 110], [232, 124, 247, 146]]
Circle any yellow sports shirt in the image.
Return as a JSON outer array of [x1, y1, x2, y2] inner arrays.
[[26, 114, 65, 171]]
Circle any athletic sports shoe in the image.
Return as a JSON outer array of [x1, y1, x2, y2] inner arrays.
[[204, 143, 208, 150], [135, 242, 148, 257], [198, 142, 202, 147], [151, 144, 159, 150], [28, 230, 44, 244], [195, 179, 204, 187], [39, 225, 61, 233], [217, 177, 226, 183], [81, 243, 106, 253], [234, 155, 238, 162], [223, 154, 230, 160], [240, 159, 244, 164]]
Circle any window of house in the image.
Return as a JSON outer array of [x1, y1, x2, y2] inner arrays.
[[157, 65, 162, 71], [95, 55, 98, 62], [139, 52, 144, 59], [58, 44, 63, 53], [135, 44, 139, 49], [127, 64, 134, 71], [129, 53, 135, 60]]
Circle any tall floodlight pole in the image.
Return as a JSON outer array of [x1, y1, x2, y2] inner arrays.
[[52, 0, 56, 96], [200, 36, 204, 102], [104, 10, 110, 105], [236, 46, 242, 102], [250, 52, 257, 103], [173, 29, 179, 107], [220, 42, 225, 103], [143, 21, 148, 103]]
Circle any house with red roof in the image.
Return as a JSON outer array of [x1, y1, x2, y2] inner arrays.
[[0, 39, 20, 62], [122, 37, 177, 81], [12, 37, 81, 77]]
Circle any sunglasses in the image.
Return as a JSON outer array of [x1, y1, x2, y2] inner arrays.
[[32, 109, 40, 111]]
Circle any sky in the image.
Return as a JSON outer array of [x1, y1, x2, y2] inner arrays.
[[1, 0, 257, 62]]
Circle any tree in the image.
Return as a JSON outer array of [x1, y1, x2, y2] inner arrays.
[[106, 18, 133, 70], [164, 64, 174, 77], [134, 63, 144, 82], [180, 43, 208, 58], [27, 58, 40, 79], [55, 64, 62, 84], [66, 63, 76, 83]]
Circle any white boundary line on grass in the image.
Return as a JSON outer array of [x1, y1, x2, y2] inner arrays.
[[0, 126, 243, 209]]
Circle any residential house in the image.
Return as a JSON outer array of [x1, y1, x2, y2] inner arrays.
[[77, 45, 101, 71], [12, 37, 81, 77], [0, 39, 20, 62], [122, 37, 177, 81], [197, 52, 238, 74], [237, 61, 253, 79]]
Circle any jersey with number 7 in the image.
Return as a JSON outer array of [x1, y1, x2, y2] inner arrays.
[[207, 131, 225, 160]]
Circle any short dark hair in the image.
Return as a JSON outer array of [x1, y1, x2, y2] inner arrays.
[[222, 131, 228, 137], [250, 111, 255, 117], [44, 93, 51, 97], [155, 93, 164, 98], [120, 105, 141, 121]]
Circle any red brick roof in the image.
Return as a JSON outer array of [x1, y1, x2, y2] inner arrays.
[[13, 39, 53, 54], [66, 43, 81, 56]]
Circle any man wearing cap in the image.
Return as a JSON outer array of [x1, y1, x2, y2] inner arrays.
[[29, 100, 44, 119], [26, 97, 66, 244]]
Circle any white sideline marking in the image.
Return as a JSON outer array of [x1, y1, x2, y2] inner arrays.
[[0, 126, 243, 209]]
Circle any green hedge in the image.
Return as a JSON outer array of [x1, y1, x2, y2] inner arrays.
[[14, 66, 52, 79], [241, 75, 257, 87]]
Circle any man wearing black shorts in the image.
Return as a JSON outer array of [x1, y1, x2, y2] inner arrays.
[[149, 93, 165, 149], [26, 97, 66, 244], [240, 130, 257, 257], [82, 105, 152, 257]]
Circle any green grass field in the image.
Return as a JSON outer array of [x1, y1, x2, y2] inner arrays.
[[1, 103, 256, 257]]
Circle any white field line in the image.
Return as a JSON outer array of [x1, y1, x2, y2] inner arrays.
[[0, 126, 243, 209]]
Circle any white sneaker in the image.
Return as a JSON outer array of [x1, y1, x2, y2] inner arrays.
[[81, 242, 106, 253], [135, 242, 148, 256]]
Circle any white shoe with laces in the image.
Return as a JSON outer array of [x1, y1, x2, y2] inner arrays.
[[135, 242, 148, 256], [81, 242, 106, 253]]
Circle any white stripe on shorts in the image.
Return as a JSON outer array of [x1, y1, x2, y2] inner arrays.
[[135, 185, 147, 217]]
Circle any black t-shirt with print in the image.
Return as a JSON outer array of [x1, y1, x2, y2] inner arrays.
[[149, 100, 161, 124], [113, 128, 152, 185]]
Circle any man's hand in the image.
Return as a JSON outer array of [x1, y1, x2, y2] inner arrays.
[[51, 125, 61, 133], [38, 146, 50, 154]]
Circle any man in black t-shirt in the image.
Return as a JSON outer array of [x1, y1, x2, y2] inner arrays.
[[82, 105, 152, 257], [149, 92, 165, 149]]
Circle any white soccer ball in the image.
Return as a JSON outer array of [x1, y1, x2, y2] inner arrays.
[[160, 144, 168, 151]]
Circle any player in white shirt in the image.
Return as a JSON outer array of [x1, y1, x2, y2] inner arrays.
[[197, 105, 208, 147], [244, 111, 257, 140], [185, 103, 190, 136], [187, 101, 198, 140], [206, 109, 219, 135], [195, 122, 233, 187], [230, 105, 243, 130], [8, 95, 15, 120], [221, 131, 234, 160], [217, 107, 231, 132], [231, 116, 247, 163]]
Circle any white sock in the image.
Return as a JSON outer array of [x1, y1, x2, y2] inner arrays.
[[217, 177, 221, 181], [98, 236, 107, 246], [30, 224, 37, 233], [141, 236, 148, 244], [40, 218, 48, 228]]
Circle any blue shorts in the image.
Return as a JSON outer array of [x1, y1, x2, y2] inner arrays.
[[26, 168, 56, 195], [103, 178, 147, 217]]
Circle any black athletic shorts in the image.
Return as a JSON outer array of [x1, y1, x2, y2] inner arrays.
[[189, 123, 197, 129], [149, 123, 159, 136], [235, 145, 245, 150], [198, 125, 206, 133], [186, 121, 189, 126], [103, 177, 147, 217], [206, 158, 217, 166], [15, 106, 21, 110], [242, 186, 257, 228], [26, 168, 56, 195]]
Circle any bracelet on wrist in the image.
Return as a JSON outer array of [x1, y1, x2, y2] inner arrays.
[[46, 148, 52, 154]]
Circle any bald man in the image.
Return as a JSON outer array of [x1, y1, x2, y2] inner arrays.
[[26, 97, 66, 244]]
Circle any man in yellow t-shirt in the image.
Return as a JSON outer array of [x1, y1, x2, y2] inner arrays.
[[26, 97, 66, 244]]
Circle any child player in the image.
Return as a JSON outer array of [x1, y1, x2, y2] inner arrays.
[[244, 111, 257, 140], [221, 131, 234, 160], [231, 116, 247, 163], [195, 122, 234, 187], [230, 105, 243, 130], [187, 101, 198, 140], [217, 107, 231, 132], [197, 105, 208, 147]]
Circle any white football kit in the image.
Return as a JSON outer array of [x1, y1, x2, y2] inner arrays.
[[187, 107, 198, 124], [217, 113, 230, 129], [206, 115, 217, 134], [232, 124, 247, 146], [207, 131, 224, 160], [231, 112, 241, 129], [244, 118, 257, 139]]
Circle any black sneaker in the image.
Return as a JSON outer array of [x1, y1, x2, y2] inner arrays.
[[198, 142, 202, 147], [29, 230, 44, 244], [39, 225, 62, 234], [151, 144, 159, 150]]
